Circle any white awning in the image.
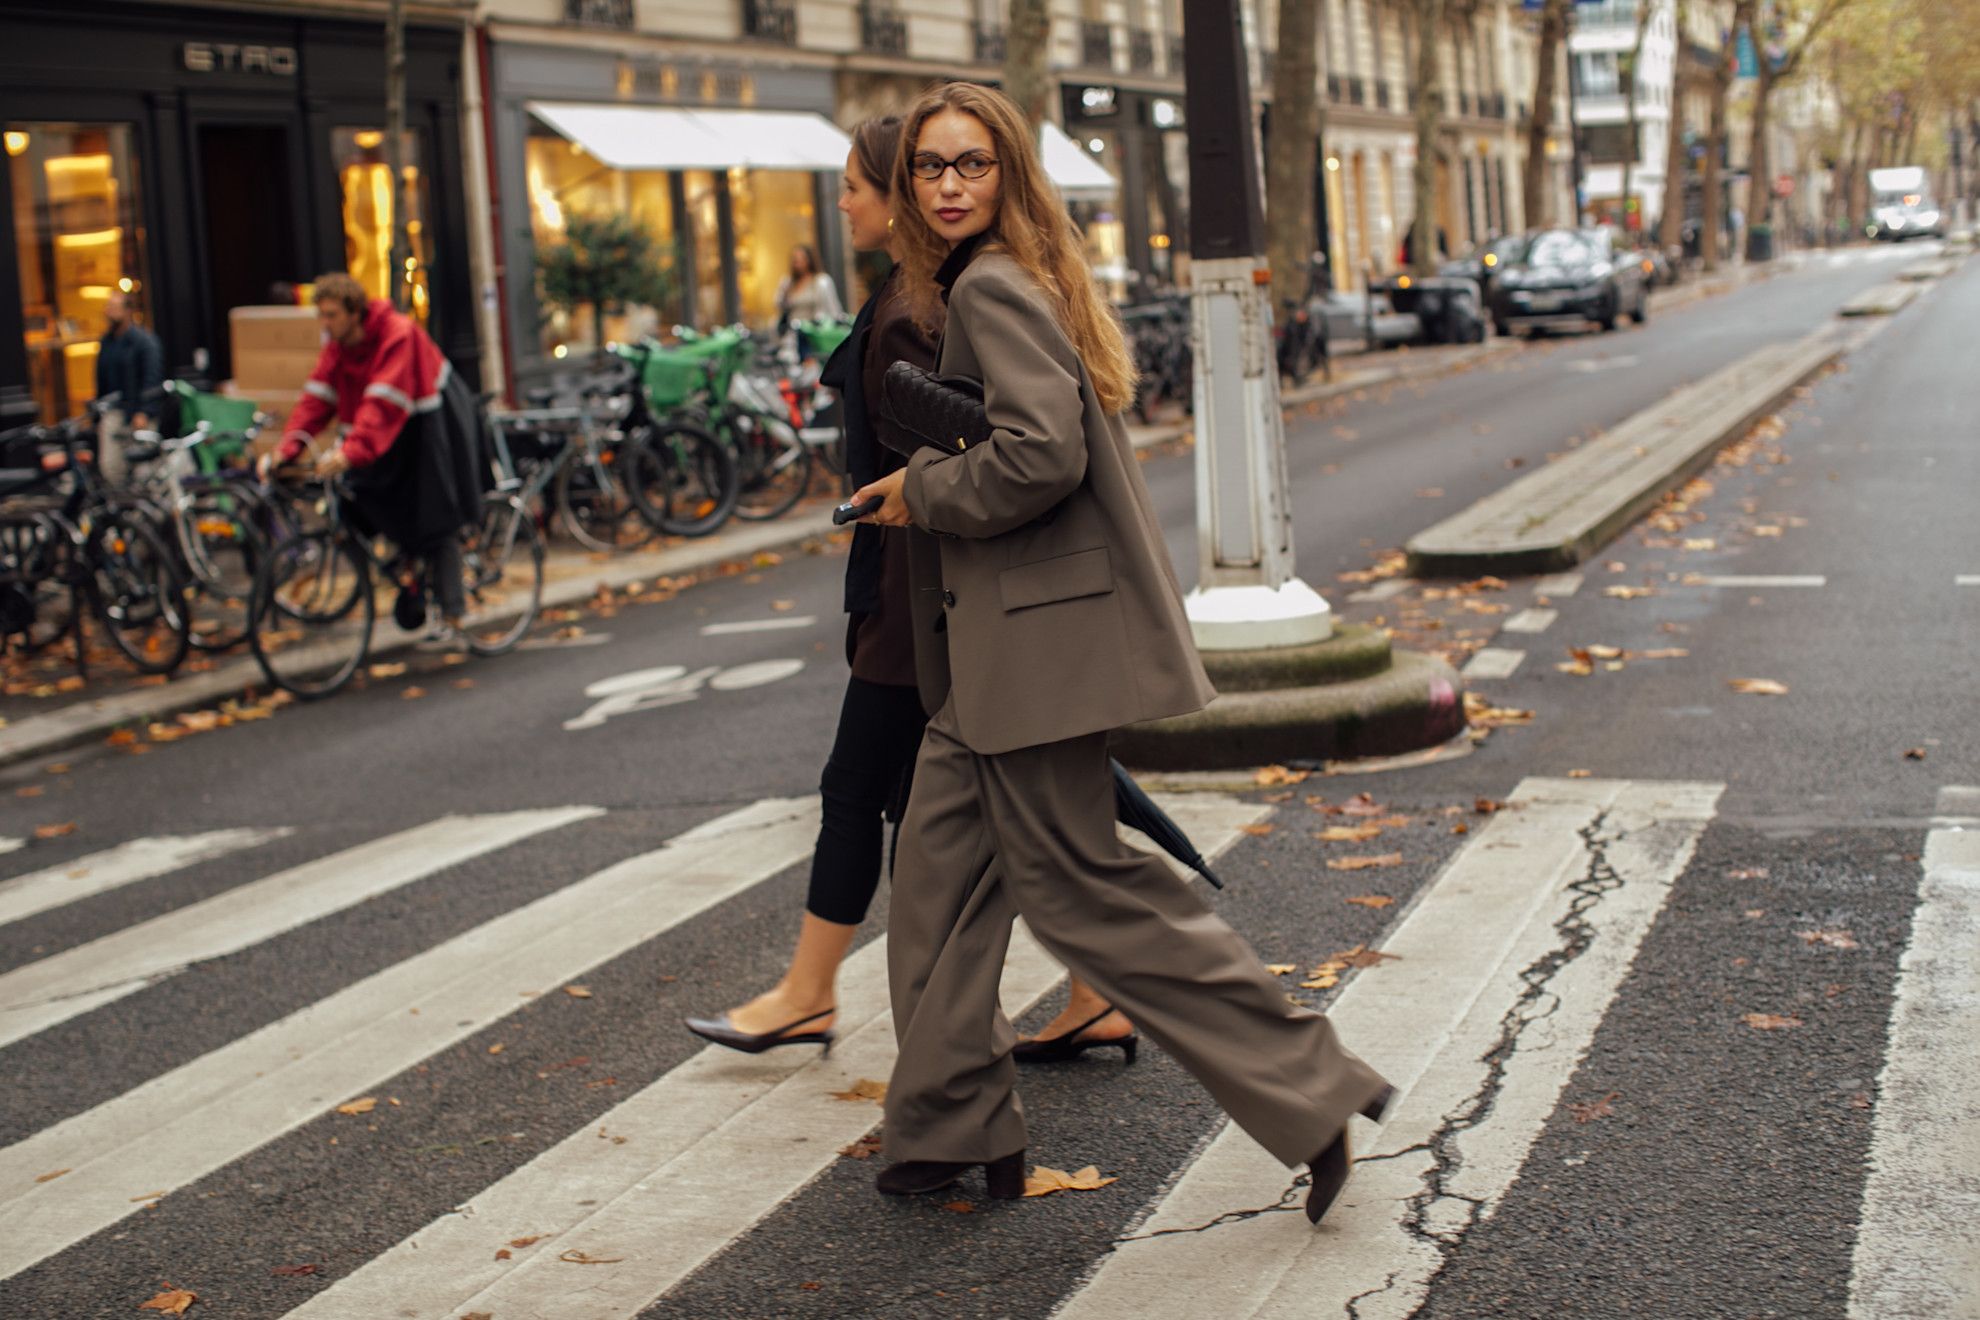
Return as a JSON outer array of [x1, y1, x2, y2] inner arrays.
[[1041, 121, 1118, 200], [527, 102, 852, 171]]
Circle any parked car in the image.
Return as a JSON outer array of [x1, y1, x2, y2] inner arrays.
[[1439, 233, 1528, 303], [1488, 228, 1650, 336]]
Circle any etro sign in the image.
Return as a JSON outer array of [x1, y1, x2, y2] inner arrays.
[[182, 42, 299, 76]]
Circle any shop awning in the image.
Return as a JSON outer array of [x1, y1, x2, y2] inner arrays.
[[1040, 122, 1117, 200], [527, 102, 852, 171]]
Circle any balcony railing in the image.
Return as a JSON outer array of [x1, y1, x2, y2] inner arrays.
[[563, 0, 632, 28], [1080, 19, 1114, 69], [1458, 90, 1474, 116], [860, 2, 908, 55], [1375, 81, 1392, 109], [1327, 73, 1344, 101], [1128, 27, 1156, 73], [1346, 75, 1366, 105], [741, 0, 796, 44], [1167, 33, 1185, 73], [973, 19, 1005, 63]]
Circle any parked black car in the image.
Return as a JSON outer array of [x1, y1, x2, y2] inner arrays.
[[1439, 233, 1527, 303], [1488, 229, 1650, 336]]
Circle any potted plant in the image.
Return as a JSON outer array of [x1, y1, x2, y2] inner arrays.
[[536, 212, 678, 359]]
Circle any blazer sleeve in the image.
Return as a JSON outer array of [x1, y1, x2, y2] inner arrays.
[[901, 266, 1087, 539]]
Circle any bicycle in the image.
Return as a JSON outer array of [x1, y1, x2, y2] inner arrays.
[[649, 326, 813, 522], [609, 339, 741, 537], [246, 474, 543, 699], [489, 369, 660, 554]]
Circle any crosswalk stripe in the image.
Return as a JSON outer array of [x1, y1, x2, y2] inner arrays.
[[0, 828, 292, 931], [1500, 607, 1557, 634], [283, 794, 1269, 1320], [1059, 777, 1722, 1319], [1847, 788, 1980, 1319], [0, 838, 22, 858], [1461, 646, 1525, 680], [0, 809, 597, 1053], [0, 798, 813, 1281]]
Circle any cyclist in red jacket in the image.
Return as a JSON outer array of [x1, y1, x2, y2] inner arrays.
[[260, 273, 483, 644]]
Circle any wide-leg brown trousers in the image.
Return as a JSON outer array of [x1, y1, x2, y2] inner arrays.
[[882, 699, 1389, 1167]]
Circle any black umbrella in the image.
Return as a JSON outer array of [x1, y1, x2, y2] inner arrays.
[[1111, 759, 1225, 889]]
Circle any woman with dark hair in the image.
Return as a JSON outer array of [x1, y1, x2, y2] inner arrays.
[[684, 116, 1127, 1060], [849, 82, 1393, 1220], [775, 242, 844, 333]]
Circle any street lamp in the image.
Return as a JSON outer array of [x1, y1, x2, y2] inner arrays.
[[1177, 0, 1332, 650]]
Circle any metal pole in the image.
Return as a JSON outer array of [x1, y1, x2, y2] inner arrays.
[[385, 0, 411, 312], [1178, 0, 1332, 649]]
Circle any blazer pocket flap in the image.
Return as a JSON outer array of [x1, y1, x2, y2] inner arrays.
[[999, 547, 1115, 611]]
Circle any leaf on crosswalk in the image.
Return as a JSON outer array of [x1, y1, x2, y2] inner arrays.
[[269, 1264, 319, 1277], [33, 822, 76, 839], [838, 1133, 883, 1161], [1254, 764, 1311, 787], [1729, 677, 1789, 696], [1902, 747, 1927, 761], [1742, 1012, 1803, 1031], [562, 985, 593, 999], [1266, 964, 1298, 976], [1569, 1091, 1620, 1124], [940, 1200, 975, 1213], [33, 1168, 69, 1183], [508, 1234, 550, 1248], [1798, 929, 1859, 951], [138, 1290, 196, 1315], [1344, 894, 1396, 909], [830, 1078, 888, 1103], [335, 1097, 378, 1116], [1023, 1164, 1118, 1198], [1326, 854, 1402, 872], [401, 686, 427, 701], [558, 1249, 625, 1265], [1239, 823, 1276, 836], [1316, 824, 1382, 843]]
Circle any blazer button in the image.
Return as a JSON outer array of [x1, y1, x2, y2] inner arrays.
[[941, 589, 956, 607]]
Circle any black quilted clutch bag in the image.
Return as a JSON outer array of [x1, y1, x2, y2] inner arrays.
[[876, 361, 993, 460]]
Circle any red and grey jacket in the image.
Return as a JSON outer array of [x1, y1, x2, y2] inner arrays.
[[277, 298, 451, 467]]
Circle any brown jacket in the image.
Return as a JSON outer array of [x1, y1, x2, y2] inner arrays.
[[901, 250, 1213, 755]]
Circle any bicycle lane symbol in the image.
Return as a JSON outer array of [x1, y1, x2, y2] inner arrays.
[[562, 659, 806, 732]]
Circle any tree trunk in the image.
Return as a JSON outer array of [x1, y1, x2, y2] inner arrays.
[[1620, 0, 1651, 235], [1700, 1, 1745, 271], [1005, 0, 1054, 132], [1267, 0, 1323, 314], [1523, 0, 1570, 229], [1411, 0, 1447, 277], [1659, 0, 1688, 257], [1745, 55, 1774, 255], [385, 0, 409, 312]]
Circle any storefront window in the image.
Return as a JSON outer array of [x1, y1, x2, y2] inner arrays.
[[682, 170, 725, 331], [332, 128, 432, 325], [729, 168, 821, 329], [7, 122, 150, 423], [1070, 130, 1128, 303], [524, 131, 687, 356]]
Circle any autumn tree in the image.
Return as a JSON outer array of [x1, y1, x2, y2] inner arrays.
[[1267, 0, 1324, 312], [1740, 0, 1854, 255], [1409, 0, 1451, 274], [1658, 0, 1690, 254], [1005, 0, 1054, 131], [1698, 0, 1746, 270], [1523, 0, 1572, 229]]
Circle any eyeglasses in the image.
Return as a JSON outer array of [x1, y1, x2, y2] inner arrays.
[[910, 152, 998, 182]]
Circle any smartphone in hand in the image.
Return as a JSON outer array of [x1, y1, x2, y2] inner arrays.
[[832, 494, 885, 525]]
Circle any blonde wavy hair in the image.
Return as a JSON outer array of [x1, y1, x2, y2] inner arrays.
[[892, 82, 1138, 414]]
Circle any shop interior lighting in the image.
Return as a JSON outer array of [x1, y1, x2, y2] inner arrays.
[[117, 276, 134, 291], [55, 228, 120, 247], [1088, 138, 1105, 153], [1326, 156, 1341, 171], [354, 129, 384, 149], [3, 131, 27, 157]]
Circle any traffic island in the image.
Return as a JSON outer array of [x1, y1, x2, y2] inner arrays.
[[1111, 624, 1465, 770], [1840, 281, 1923, 316], [1897, 259, 1957, 282]]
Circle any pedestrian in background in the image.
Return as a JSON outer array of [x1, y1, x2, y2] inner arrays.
[[94, 290, 164, 480], [850, 82, 1392, 1218], [686, 115, 1133, 1063], [774, 244, 844, 340]]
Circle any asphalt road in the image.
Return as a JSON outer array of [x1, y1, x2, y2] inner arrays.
[[0, 242, 1971, 1320]]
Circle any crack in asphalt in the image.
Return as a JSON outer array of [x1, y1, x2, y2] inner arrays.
[[1110, 1170, 1311, 1243], [1346, 809, 1627, 1319]]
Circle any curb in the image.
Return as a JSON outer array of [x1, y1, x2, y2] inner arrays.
[[1404, 326, 1846, 578], [0, 510, 841, 770]]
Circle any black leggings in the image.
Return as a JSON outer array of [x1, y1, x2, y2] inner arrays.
[[806, 676, 929, 925]]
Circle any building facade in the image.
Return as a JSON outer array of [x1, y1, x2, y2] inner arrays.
[[0, 0, 478, 426], [1568, 0, 1674, 234]]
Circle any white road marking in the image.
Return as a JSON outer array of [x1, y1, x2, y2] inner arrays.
[[1059, 777, 1722, 1320], [1462, 647, 1526, 680], [0, 829, 292, 931], [564, 660, 807, 731], [0, 839, 22, 859], [287, 795, 1268, 1320], [1347, 579, 1412, 603], [699, 616, 818, 635], [1955, 575, 1980, 587], [0, 809, 598, 1053], [1531, 573, 1584, 598], [1696, 575, 1827, 588], [1501, 607, 1559, 634], [1847, 788, 1980, 1320], [0, 798, 814, 1282], [1567, 354, 1640, 374], [517, 631, 611, 650]]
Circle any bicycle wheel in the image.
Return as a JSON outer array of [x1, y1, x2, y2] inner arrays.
[[457, 495, 544, 657], [553, 444, 648, 552], [248, 530, 374, 699], [0, 511, 76, 656], [181, 491, 263, 652], [626, 419, 738, 538], [85, 509, 191, 676], [729, 408, 813, 521]]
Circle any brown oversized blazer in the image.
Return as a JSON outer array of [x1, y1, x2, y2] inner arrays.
[[899, 249, 1215, 755]]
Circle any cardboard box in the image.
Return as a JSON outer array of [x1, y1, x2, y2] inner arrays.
[[229, 305, 322, 355], [232, 347, 324, 388]]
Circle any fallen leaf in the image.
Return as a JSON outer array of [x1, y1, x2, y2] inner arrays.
[[1023, 1164, 1118, 1197], [508, 1235, 550, 1248], [1239, 823, 1276, 836], [1849, 1093, 1872, 1111], [799, 1283, 822, 1292], [139, 1290, 197, 1315], [33, 822, 77, 839], [1266, 964, 1298, 976], [1316, 824, 1382, 842], [1631, 648, 1690, 660], [1463, 693, 1534, 728], [1798, 929, 1860, 951], [487, 1043, 505, 1055], [1299, 973, 1340, 989], [558, 1249, 625, 1264], [129, 1191, 168, 1202], [1683, 537, 1716, 550], [1254, 764, 1311, 786], [270, 1264, 319, 1277], [368, 662, 407, 679], [494, 1249, 512, 1261], [770, 599, 796, 612], [1569, 1091, 1620, 1123], [1729, 677, 1789, 696], [1345, 894, 1396, 909], [15, 785, 43, 797], [1602, 585, 1659, 599], [1585, 645, 1623, 659], [563, 985, 593, 999], [454, 678, 477, 690], [1556, 659, 1594, 676], [1339, 794, 1387, 817], [940, 1200, 976, 1213], [1744, 908, 1767, 918], [1474, 797, 1503, 814], [830, 1078, 888, 1103], [33, 1168, 69, 1183], [1902, 747, 1927, 761], [1731, 867, 1771, 880], [1326, 854, 1402, 872], [401, 686, 427, 700], [838, 1133, 884, 1160], [1566, 769, 1593, 779], [1742, 1012, 1804, 1031], [335, 1097, 379, 1116], [1338, 946, 1402, 968]]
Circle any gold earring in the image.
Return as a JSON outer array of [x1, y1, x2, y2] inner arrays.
[[886, 217, 895, 231]]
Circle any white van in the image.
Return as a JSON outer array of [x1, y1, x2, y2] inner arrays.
[[1867, 166, 1945, 240]]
